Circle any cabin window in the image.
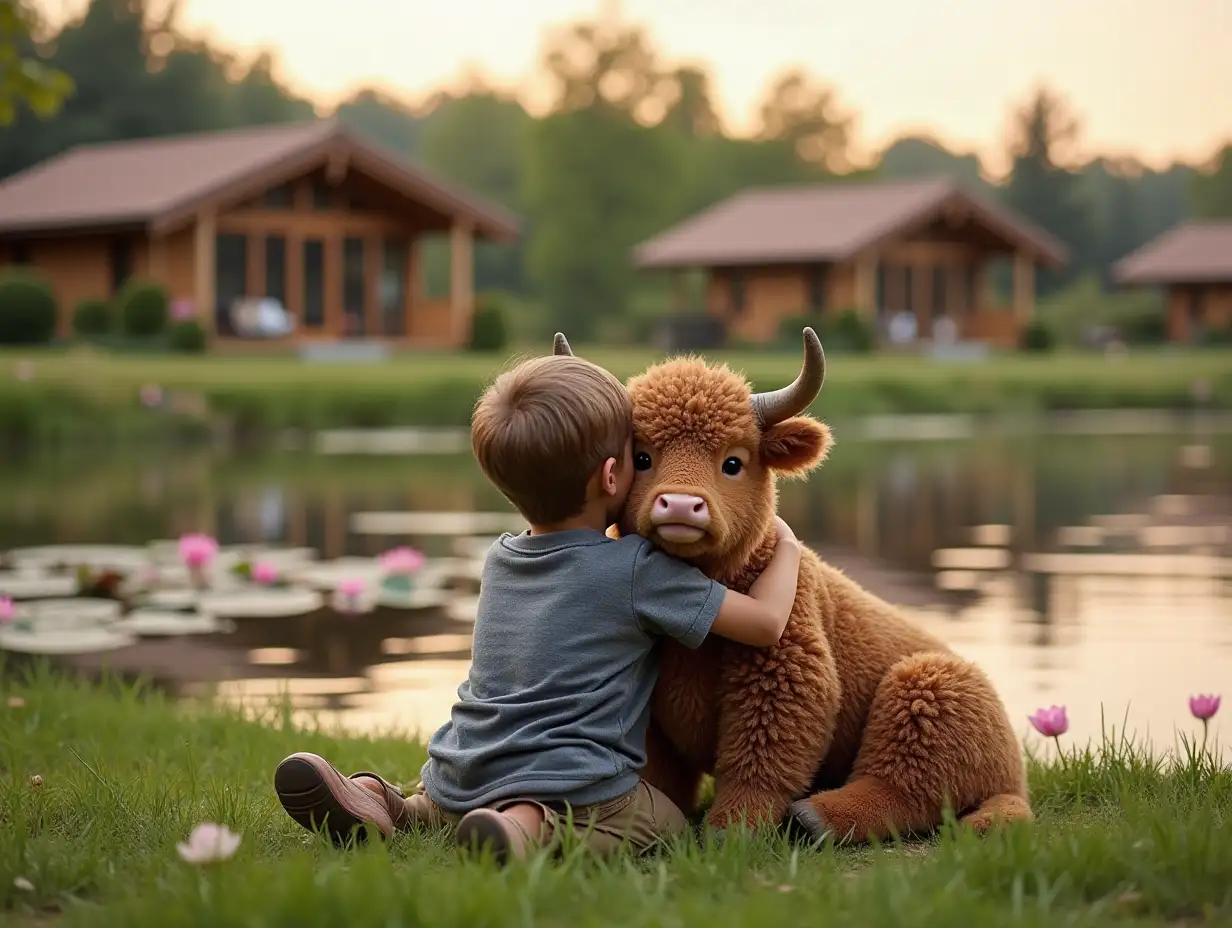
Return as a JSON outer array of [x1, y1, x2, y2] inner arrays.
[[901, 265, 915, 312], [874, 263, 887, 316], [262, 183, 294, 209], [214, 233, 248, 335], [302, 239, 325, 327], [729, 269, 746, 315], [343, 237, 365, 336], [964, 266, 980, 313], [109, 237, 134, 294], [808, 265, 827, 314], [265, 236, 287, 305], [312, 182, 334, 211], [381, 238, 407, 336], [931, 265, 947, 317]]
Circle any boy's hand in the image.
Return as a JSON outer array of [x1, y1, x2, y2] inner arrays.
[[772, 516, 799, 549]]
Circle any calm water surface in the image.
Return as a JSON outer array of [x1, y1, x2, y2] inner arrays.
[[2, 420, 1229, 756]]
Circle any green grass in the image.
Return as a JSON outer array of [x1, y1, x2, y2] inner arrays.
[[2, 665, 1229, 927], [2, 346, 1231, 445]]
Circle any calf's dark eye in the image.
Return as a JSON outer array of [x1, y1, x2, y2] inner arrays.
[[722, 456, 743, 476], [634, 451, 653, 471]]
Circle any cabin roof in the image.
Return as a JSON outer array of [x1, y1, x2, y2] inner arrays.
[[633, 178, 1067, 269], [1114, 221, 1232, 285], [0, 119, 518, 240]]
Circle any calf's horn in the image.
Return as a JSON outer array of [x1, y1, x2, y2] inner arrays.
[[751, 327, 826, 427], [553, 332, 574, 356]]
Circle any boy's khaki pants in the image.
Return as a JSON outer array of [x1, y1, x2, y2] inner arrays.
[[404, 779, 688, 856]]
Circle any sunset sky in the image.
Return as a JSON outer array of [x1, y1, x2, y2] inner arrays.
[[48, 0, 1232, 173]]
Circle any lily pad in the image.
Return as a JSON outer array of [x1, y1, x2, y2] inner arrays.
[[445, 595, 480, 624], [198, 588, 323, 619], [0, 624, 137, 655], [5, 544, 149, 574], [286, 558, 384, 590], [28, 598, 122, 624], [0, 571, 79, 599], [376, 587, 452, 611], [111, 609, 234, 637]]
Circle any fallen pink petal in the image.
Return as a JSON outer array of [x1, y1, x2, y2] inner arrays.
[[177, 822, 241, 864]]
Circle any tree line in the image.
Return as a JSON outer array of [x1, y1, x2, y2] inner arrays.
[[2, 0, 1230, 342]]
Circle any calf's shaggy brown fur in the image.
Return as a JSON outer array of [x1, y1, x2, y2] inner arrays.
[[555, 329, 1030, 843]]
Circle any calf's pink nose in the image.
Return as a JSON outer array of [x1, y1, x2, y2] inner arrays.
[[652, 493, 710, 528]]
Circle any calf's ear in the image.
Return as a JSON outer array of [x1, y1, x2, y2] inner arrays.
[[761, 416, 832, 476]]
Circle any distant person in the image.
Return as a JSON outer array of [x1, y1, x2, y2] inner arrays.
[[273, 350, 803, 863]]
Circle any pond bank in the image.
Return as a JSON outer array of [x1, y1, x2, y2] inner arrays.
[[2, 348, 1230, 446], [2, 667, 1229, 927]]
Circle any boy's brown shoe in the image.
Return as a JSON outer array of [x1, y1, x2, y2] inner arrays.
[[455, 808, 538, 865], [274, 752, 408, 845]]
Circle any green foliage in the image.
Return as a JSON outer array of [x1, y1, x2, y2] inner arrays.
[[468, 297, 509, 353], [821, 308, 874, 353], [167, 319, 206, 353], [1037, 275, 1167, 347], [118, 280, 168, 337], [73, 297, 113, 337], [0, 0, 73, 125], [0, 266, 56, 344], [1191, 144, 1232, 218], [1020, 318, 1056, 353]]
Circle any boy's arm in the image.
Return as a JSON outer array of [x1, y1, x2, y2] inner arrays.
[[709, 517, 801, 648]]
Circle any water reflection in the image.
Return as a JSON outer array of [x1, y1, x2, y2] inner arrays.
[[2, 426, 1228, 756]]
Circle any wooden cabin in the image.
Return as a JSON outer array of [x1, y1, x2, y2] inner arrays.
[[1114, 221, 1232, 343], [0, 120, 517, 346], [633, 179, 1067, 348]]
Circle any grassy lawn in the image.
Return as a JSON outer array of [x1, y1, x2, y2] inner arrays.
[[2, 665, 1229, 927], [2, 345, 1230, 443]]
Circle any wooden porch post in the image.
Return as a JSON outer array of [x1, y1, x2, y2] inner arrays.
[[854, 250, 877, 318], [404, 237, 421, 339], [450, 219, 475, 347], [365, 233, 382, 337], [325, 235, 342, 338], [193, 211, 216, 334], [1012, 251, 1035, 324], [247, 235, 264, 300]]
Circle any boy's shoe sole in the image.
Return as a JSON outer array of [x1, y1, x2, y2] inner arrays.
[[274, 752, 398, 845], [455, 809, 524, 865]]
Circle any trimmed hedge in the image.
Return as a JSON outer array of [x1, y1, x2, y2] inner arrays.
[[118, 280, 168, 337], [0, 268, 57, 344], [168, 320, 207, 354], [74, 298, 114, 337]]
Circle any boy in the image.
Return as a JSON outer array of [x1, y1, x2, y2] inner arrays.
[[275, 352, 802, 862]]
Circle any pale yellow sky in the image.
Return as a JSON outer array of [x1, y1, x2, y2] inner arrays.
[[50, 0, 1232, 171]]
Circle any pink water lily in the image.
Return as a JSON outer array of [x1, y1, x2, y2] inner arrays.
[[178, 533, 218, 569], [251, 561, 279, 585], [379, 546, 425, 576], [0, 596, 15, 623], [177, 822, 241, 864], [332, 577, 373, 615]]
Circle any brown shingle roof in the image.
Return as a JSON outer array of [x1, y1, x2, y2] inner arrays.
[[0, 120, 518, 240], [1114, 221, 1232, 285], [633, 178, 1067, 269]]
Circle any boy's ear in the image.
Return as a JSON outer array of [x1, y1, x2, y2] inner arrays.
[[605, 524, 622, 540], [760, 417, 832, 477]]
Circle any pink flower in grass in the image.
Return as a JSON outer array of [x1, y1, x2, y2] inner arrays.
[[14, 360, 33, 382], [171, 300, 196, 322], [177, 822, 241, 864], [0, 597, 15, 623], [1028, 705, 1069, 738], [251, 562, 278, 585], [1189, 694, 1221, 722], [177, 533, 218, 569], [140, 384, 164, 408], [378, 546, 425, 576]]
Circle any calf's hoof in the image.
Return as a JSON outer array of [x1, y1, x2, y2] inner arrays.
[[785, 799, 832, 845]]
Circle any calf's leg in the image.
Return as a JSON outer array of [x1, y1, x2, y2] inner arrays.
[[706, 621, 841, 830], [789, 651, 1029, 843]]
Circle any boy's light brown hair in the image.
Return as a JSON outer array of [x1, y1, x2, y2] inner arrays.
[[472, 355, 632, 525]]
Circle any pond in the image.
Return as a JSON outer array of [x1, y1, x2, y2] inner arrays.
[[2, 416, 1229, 757]]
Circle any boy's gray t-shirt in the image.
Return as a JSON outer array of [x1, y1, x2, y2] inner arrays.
[[421, 528, 724, 813]]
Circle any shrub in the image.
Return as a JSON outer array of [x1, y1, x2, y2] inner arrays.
[[168, 319, 207, 353], [777, 314, 816, 348], [823, 308, 874, 353], [1020, 319, 1056, 353], [73, 298, 113, 337], [469, 297, 508, 353], [118, 280, 168, 337], [0, 268, 57, 344]]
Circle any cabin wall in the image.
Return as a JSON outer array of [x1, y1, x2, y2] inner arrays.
[[1167, 284, 1232, 342], [4, 236, 116, 336]]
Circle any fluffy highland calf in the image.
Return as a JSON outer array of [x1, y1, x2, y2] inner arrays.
[[554, 329, 1031, 842]]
